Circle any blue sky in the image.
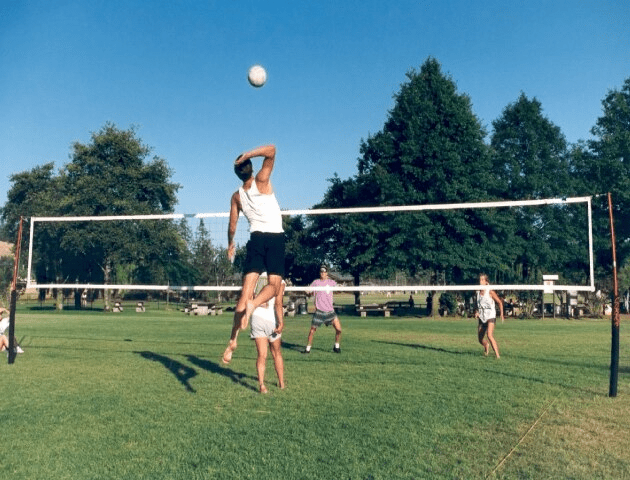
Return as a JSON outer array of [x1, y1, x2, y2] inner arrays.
[[1, 0, 629, 218]]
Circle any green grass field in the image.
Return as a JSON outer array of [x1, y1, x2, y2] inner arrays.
[[1, 305, 629, 479]]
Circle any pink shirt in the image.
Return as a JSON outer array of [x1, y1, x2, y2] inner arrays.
[[311, 278, 337, 312]]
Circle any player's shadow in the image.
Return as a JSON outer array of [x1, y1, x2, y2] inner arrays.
[[186, 355, 258, 393], [280, 340, 304, 352], [374, 340, 470, 356], [136, 351, 198, 393]]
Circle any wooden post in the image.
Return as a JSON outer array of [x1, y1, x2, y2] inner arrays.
[[607, 193, 620, 397]]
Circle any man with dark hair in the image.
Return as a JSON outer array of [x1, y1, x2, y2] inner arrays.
[[222, 144, 285, 364], [303, 265, 342, 354]]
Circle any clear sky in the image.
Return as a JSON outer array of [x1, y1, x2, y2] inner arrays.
[[1, 0, 629, 217]]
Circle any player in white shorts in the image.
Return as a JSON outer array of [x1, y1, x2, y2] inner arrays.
[[475, 273, 504, 358], [250, 277, 286, 394]]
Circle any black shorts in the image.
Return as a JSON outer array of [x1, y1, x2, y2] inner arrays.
[[243, 232, 285, 277], [478, 318, 496, 327]]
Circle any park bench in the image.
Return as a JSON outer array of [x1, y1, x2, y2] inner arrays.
[[356, 303, 394, 317], [184, 302, 223, 316]]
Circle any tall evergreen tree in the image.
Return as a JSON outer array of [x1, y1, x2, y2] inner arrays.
[[310, 58, 512, 309], [576, 77, 630, 270], [490, 94, 586, 285]]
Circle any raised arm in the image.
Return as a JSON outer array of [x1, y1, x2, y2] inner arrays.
[[235, 144, 276, 192], [227, 191, 241, 262]]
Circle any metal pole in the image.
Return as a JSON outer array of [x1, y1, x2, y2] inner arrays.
[[8, 217, 24, 365], [607, 193, 620, 397]]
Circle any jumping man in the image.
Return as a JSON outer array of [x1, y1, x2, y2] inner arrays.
[[222, 145, 285, 364]]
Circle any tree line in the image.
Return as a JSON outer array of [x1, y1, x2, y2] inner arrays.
[[1, 57, 629, 311]]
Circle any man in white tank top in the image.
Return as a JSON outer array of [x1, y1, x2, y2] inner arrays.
[[222, 144, 285, 364]]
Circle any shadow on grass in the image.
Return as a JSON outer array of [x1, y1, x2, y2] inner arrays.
[[187, 355, 258, 393], [374, 340, 472, 357], [375, 341, 607, 396], [136, 351, 198, 393], [280, 340, 305, 352], [377, 340, 612, 373]]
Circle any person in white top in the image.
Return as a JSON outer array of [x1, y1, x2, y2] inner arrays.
[[0, 307, 24, 354], [475, 273, 504, 358], [222, 145, 285, 365], [250, 275, 285, 394]]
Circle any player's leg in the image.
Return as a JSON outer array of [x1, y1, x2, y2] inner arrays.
[[243, 275, 281, 330], [269, 336, 285, 389], [486, 321, 500, 359], [304, 326, 317, 353], [332, 316, 342, 353], [477, 321, 489, 356], [223, 271, 259, 364], [255, 337, 269, 394], [274, 281, 285, 334], [0, 334, 8, 351]]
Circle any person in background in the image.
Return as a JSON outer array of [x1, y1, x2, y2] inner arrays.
[[303, 265, 342, 354], [475, 273, 504, 358], [0, 307, 24, 354]]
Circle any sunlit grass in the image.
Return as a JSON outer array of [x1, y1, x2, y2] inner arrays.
[[1, 306, 628, 479]]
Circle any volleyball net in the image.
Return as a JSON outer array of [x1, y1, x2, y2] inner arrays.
[[25, 195, 595, 294]]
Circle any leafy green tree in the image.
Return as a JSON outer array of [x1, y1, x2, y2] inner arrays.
[[192, 220, 215, 291], [314, 58, 504, 307], [2, 124, 186, 309], [283, 215, 319, 285], [1, 163, 66, 304], [490, 94, 586, 287], [575, 77, 630, 276]]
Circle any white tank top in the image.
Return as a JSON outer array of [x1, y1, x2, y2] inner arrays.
[[477, 289, 496, 323], [238, 180, 283, 233]]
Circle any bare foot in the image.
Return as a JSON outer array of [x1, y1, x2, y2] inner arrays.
[[222, 340, 237, 364], [278, 382, 285, 390], [260, 384, 268, 394]]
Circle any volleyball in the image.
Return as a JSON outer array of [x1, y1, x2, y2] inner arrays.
[[248, 65, 267, 87]]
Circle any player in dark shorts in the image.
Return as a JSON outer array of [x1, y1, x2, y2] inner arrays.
[[303, 265, 342, 354], [222, 145, 285, 364]]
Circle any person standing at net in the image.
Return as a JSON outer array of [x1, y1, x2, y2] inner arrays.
[[222, 144, 285, 364], [303, 265, 342, 354], [475, 273, 504, 358]]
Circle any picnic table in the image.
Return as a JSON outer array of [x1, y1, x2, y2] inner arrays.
[[184, 302, 223, 316], [356, 303, 394, 317]]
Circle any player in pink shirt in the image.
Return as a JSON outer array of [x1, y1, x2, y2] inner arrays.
[[303, 265, 342, 354]]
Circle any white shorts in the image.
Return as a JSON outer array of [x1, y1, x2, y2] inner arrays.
[[250, 306, 281, 341]]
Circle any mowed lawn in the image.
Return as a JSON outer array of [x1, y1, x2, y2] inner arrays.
[[1, 306, 629, 479]]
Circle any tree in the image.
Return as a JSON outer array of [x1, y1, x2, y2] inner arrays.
[[2, 124, 186, 309], [576, 77, 630, 273], [490, 94, 586, 289], [315, 58, 504, 307], [282, 215, 318, 285]]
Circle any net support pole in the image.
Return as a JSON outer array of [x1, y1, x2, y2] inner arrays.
[[8, 217, 24, 365], [607, 193, 620, 397]]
